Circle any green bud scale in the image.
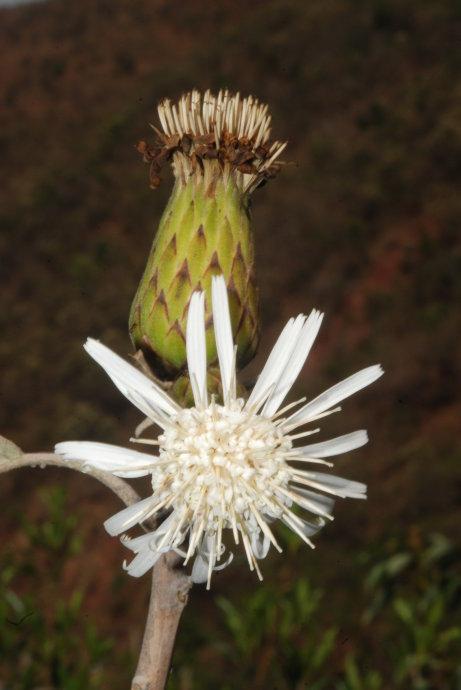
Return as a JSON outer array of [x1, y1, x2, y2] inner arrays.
[[129, 90, 286, 379]]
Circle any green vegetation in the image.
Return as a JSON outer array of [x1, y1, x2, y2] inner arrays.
[[0, 488, 115, 690], [2, 489, 459, 688], [167, 531, 461, 690]]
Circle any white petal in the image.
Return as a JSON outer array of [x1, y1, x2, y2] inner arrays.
[[186, 290, 208, 407], [282, 513, 325, 539], [122, 530, 157, 553], [298, 430, 369, 458], [124, 548, 162, 577], [250, 531, 270, 559], [212, 275, 235, 403], [246, 314, 306, 411], [191, 534, 217, 584], [262, 310, 323, 416], [212, 550, 234, 572], [286, 365, 384, 428], [84, 339, 180, 422], [290, 486, 335, 517], [294, 472, 367, 499], [191, 553, 208, 584], [55, 441, 155, 478], [103, 496, 157, 536], [123, 513, 180, 553]]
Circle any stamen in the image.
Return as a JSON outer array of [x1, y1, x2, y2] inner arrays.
[[249, 503, 283, 553], [206, 540, 215, 590], [129, 437, 160, 446], [271, 396, 307, 420], [287, 428, 321, 441]]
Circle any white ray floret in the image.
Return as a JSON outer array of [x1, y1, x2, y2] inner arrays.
[[186, 290, 208, 408], [211, 275, 236, 404], [55, 441, 154, 478], [298, 430, 369, 458], [56, 276, 383, 587]]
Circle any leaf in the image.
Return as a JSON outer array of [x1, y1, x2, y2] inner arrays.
[[393, 597, 414, 625], [0, 435, 23, 460]]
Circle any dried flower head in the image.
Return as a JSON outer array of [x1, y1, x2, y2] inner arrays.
[[57, 277, 383, 588], [138, 89, 287, 193]]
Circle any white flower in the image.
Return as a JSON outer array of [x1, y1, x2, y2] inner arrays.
[[56, 276, 383, 588]]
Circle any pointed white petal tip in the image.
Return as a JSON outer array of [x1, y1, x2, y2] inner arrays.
[[248, 309, 323, 414], [103, 496, 155, 536], [299, 430, 369, 458], [211, 275, 235, 403], [82, 337, 179, 420], [286, 363, 384, 428], [290, 472, 367, 501], [123, 548, 162, 577], [262, 307, 324, 417]]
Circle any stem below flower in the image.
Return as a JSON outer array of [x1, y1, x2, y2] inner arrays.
[[131, 552, 192, 690]]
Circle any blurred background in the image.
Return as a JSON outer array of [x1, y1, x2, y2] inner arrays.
[[1, 0, 460, 688]]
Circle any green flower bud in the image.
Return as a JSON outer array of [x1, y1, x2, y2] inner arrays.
[[129, 90, 286, 379]]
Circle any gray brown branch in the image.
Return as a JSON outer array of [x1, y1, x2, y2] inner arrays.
[[0, 449, 192, 690], [0, 451, 141, 506], [132, 552, 192, 690]]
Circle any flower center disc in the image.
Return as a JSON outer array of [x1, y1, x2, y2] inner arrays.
[[156, 401, 292, 526]]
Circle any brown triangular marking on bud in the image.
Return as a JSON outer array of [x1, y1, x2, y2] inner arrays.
[[167, 320, 186, 342], [196, 224, 206, 246], [175, 259, 191, 285], [150, 289, 169, 320], [246, 265, 257, 286], [235, 242, 244, 260], [231, 242, 245, 270], [166, 234, 177, 256], [148, 268, 159, 292], [227, 276, 242, 307], [205, 251, 222, 277]]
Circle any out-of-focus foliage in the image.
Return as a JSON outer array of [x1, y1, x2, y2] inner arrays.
[[215, 580, 337, 689], [166, 531, 461, 690], [0, 496, 459, 689], [360, 532, 461, 690], [0, 487, 114, 690]]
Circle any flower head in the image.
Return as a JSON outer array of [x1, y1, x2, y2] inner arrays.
[[57, 277, 383, 588], [130, 90, 282, 377]]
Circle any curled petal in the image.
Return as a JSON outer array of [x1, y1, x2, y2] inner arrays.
[[104, 496, 157, 536], [250, 531, 271, 560]]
